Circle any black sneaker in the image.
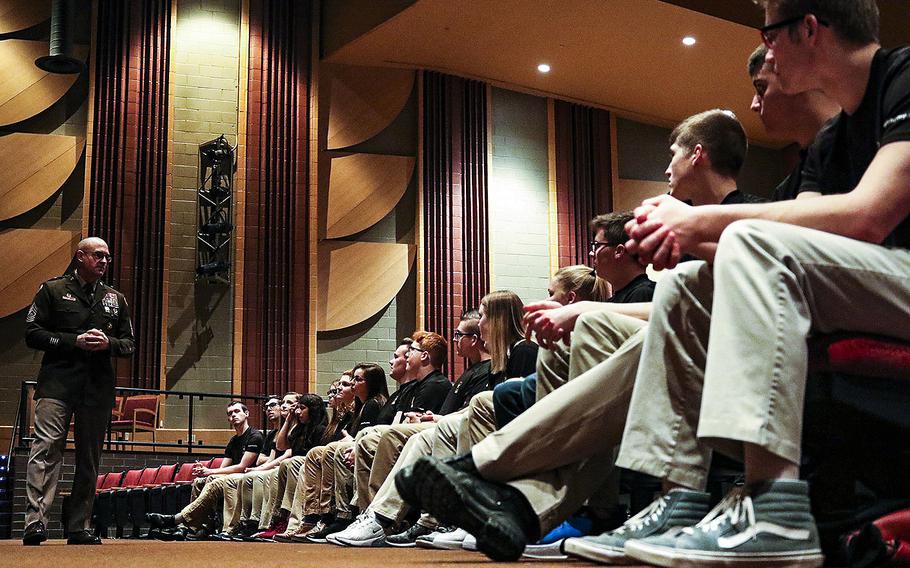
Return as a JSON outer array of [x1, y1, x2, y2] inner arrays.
[[307, 518, 352, 543], [414, 456, 539, 562], [146, 513, 177, 529], [22, 521, 47, 546], [386, 523, 436, 547], [397, 453, 478, 512]]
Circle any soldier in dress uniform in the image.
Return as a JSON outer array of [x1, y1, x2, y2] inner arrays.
[[22, 237, 134, 546]]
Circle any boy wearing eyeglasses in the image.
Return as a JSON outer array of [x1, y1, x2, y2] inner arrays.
[[23, 237, 135, 546]]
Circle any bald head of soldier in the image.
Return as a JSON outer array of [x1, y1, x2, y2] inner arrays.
[[74, 237, 111, 284]]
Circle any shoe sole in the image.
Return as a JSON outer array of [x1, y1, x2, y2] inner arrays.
[[333, 536, 386, 547], [418, 460, 525, 561], [430, 539, 468, 550], [386, 540, 417, 548], [563, 536, 629, 563], [625, 540, 825, 568], [415, 539, 436, 549], [523, 540, 569, 560], [22, 535, 46, 546], [307, 537, 329, 543]]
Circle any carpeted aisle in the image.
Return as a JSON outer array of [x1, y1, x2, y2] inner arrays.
[[0, 539, 639, 567]]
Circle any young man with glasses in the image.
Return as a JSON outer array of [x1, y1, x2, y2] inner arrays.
[[23, 237, 134, 546]]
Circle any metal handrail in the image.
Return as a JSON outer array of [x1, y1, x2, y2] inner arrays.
[[15, 381, 271, 454]]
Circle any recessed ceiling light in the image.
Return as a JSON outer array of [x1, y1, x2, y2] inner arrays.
[[537, 63, 551, 73], [682, 36, 697, 46]]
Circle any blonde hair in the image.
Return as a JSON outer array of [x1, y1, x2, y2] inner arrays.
[[481, 290, 526, 373], [552, 264, 610, 303]]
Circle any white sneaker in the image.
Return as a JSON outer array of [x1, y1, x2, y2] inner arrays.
[[326, 512, 368, 546], [462, 533, 477, 551], [415, 526, 452, 549], [431, 527, 470, 550], [330, 512, 387, 547]]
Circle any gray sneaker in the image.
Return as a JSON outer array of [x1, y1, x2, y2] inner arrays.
[[564, 488, 711, 564], [624, 480, 824, 567]]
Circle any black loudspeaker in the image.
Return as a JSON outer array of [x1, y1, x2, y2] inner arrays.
[[196, 135, 235, 283]]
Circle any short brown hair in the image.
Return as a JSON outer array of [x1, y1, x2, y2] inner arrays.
[[748, 44, 769, 78], [754, 0, 878, 45], [670, 110, 747, 179], [412, 330, 448, 369], [590, 211, 634, 246]]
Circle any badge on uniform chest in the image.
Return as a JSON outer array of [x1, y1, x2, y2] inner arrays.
[[101, 292, 119, 317]]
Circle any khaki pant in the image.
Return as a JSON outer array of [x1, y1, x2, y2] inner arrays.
[[353, 425, 391, 510], [179, 473, 242, 531], [264, 455, 306, 526], [617, 220, 910, 489], [284, 442, 345, 534], [26, 397, 111, 532], [254, 469, 279, 529], [331, 440, 356, 518], [471, 310, 648, 534]]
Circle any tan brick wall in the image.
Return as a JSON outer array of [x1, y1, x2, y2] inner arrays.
[[164, 0, 241, 429]]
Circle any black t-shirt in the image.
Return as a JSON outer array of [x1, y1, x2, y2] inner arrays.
[[287, 419, 327, 456], [224, 426, 265, 463], [801, 47, 910, 248], [397, 370, 452, 414], [609, 273, 656, 304], [439, 359, 494, 415], [350, 397, 384, 435], [375, 383, 410, 425], [261, 428, 278, 456], [504, 339, 538, 380]]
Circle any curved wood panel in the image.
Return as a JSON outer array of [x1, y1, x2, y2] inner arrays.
[[614, 178, 667, 213], [0, 229, 81, 318], [326, 153, 415, 239], [0, 133, 84, 221], [0, 40, 84, 126], [317, 241, 415, 331], [327, 66, 414, 150], [0, 0, 50, 34]]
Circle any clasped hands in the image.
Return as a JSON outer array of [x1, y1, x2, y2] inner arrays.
[[76, 328, 109, 351], [624, 194, 698, 271]]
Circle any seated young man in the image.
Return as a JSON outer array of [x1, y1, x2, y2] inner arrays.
[[147, 401, 263, 538]]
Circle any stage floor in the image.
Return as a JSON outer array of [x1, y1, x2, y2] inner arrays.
[[0, 538, 641, 567]]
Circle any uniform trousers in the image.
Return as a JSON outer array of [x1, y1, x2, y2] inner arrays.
[[25, 397, 111, 532]]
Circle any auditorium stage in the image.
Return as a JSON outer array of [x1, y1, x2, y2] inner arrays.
[[0, 538, 636, 567]]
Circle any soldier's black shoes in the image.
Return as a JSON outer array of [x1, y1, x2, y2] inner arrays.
[[413, 456, 539, 562], [22, 521, 47, 546]]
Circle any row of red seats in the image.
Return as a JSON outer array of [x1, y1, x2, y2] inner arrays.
[[62, 457, 226, 538]]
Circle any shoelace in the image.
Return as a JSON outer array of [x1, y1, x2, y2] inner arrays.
[[683, 486, 756, 537], [614, 494, 670, 535]]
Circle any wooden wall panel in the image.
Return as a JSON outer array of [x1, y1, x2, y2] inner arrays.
[[325, 153, 415, 238], [0, 0, 50, 34], [0, 133, 84, 222], [0, 40, 84, 126], [0, 229, 81, 318], [317, 241, 415, 331], [327, 65, 414, 150]]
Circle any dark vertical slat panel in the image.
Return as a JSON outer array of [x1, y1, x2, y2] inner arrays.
[[87, 0, 170, 390], [242, 0, 311, 399]]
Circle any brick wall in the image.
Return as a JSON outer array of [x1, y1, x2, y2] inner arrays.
[[489, 88, 552, 304], [164, 0, 241, 428]]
